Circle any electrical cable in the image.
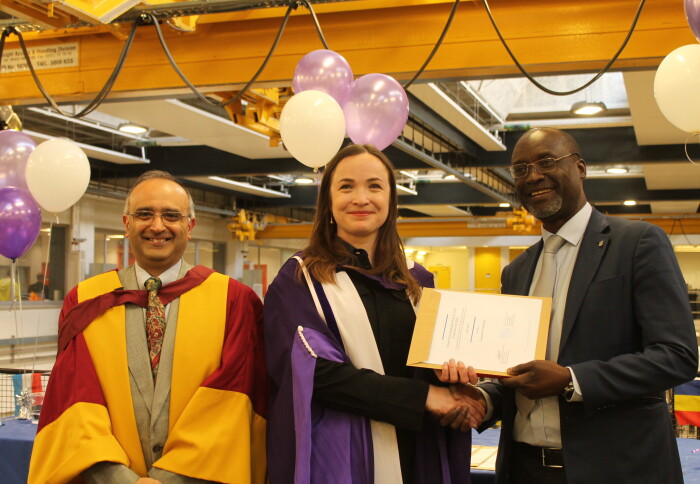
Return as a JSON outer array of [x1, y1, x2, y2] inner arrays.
[[684, 134, 700, 166], [1, 0, 461, 116], [404, 0, 460, 89], [1, 19, 144, 117], [482, 0, 647, 96], [677, 218, 700, 246], [0, 28, 12, 73], [149, 0, 298, 107], [299, 0, 329, 49]]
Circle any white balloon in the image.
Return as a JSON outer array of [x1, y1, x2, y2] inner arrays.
[[25, 138, 90, 213], [280, 90, 346, 168], [654, 44, 700, 133]]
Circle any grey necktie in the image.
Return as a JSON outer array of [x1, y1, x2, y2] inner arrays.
[[516, 234, 566, 417], [532, 234, 566, 360]]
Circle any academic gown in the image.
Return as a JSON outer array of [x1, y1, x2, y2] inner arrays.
[[264, 251, 471, 484]]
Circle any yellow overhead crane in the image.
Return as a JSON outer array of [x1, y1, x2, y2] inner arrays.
[[254, 214, 700, 239], [2, 0, 699, 240], [0, 0, 695, 106]]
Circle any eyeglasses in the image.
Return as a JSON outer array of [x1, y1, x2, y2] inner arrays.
[[508, 152, 579, 179], [129, 210, 189, 224]]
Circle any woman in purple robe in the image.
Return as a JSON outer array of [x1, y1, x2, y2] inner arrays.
[[264, 144, 483, 484]]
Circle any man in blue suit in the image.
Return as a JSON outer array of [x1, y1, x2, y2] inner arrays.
[[477, 127, 698, 483]]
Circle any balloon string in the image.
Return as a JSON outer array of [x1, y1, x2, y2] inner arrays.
[[684, 134, 700, 166], [30, 220, 53, 376], [9, 258, 17, 309], [10, 259, 25, 374]]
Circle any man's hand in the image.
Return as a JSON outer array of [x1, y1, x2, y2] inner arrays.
[[425, 384, 486, 432], [501, 360, 570, 399], [430, 359, 487, 430]]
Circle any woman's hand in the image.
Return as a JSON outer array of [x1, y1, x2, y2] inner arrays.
[[434, 358, 478, 385]]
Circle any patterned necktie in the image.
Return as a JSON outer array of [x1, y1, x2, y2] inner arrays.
[[145, 277, 166, 381], [532, 234, 566, 360]]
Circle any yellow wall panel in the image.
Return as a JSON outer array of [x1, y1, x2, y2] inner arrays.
[[475, 247, 501, 294]]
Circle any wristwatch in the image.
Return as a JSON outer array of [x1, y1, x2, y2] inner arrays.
[[562, 379, 575, 400]]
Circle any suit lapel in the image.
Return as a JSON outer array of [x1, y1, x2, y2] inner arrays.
[[513, 242, 542, 296], [559, 210, 610, 354], [151, 261, 193, 425], [120, 266, 155, 413]]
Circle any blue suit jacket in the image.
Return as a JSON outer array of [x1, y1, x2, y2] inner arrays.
[[481, 209, 698, 484]]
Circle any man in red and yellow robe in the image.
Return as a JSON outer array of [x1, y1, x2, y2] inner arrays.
[[29, 172, 267, 484]]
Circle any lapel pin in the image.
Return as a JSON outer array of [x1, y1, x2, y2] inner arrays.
[[598, 240, 604, 247]]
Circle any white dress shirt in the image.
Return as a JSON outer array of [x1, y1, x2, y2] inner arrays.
[[512, 202, 591, 448]]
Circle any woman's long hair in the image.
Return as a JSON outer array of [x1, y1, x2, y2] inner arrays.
[[300, 144, 421, 304]]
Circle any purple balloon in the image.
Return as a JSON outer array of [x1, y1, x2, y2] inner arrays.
[[686, 0, 700, 42], [343, 73, 409, 151], [0, 130, 35, 190], [293, 50, 354, 106], [0, 187, 41, 260]]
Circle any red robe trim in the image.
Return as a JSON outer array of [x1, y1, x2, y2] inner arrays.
[[29, 266, 268, 484]]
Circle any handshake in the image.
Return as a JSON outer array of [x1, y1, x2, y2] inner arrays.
[[426, 359, 486, 432]]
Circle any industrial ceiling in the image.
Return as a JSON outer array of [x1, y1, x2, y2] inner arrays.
[[1, 0, 699, 238]]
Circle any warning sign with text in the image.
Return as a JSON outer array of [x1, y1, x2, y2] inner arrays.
[[1, 43, 79, 73]]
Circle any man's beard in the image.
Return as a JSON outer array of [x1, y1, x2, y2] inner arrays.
[[525, 195, 563, 220]]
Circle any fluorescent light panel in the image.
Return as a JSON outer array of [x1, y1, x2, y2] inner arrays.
[[396, 184, 418, 196], [194, 176, 291, 198], [27, 107, 146, 140], [23, 129, 150, 165]]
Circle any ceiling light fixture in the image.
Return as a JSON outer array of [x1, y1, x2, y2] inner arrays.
[[499, 202, 511, 208], [571, 101, 607, 116], [206, 176, 291, 198], [28, 107, 148, 140], [396, 184, 418, 196], [24, 129, 150, 164], [443, 173, 457, 181], [118, 122, 148, 135], [623, 200, 637, 206], [606, 166, 628, 174], [294, 177, 314, 185], [399, 170, 418, 179]]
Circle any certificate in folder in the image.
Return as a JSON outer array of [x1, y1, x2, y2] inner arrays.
[[407, 288, 551, 377]]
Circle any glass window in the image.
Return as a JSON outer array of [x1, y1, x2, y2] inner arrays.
[[92, 230, 127, 277], [0, 225, 65, 301]]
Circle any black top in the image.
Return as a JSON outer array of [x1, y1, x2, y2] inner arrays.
[[312, 245, 431, 483]]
